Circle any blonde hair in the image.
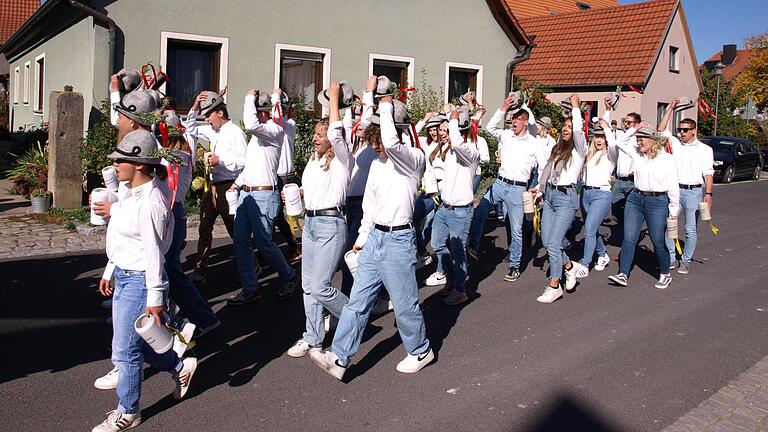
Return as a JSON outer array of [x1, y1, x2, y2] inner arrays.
[[585, 136, 607, 165], [644, 138, 663, 159], [315, 119, 335, 171]]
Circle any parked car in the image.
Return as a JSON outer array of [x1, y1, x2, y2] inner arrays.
[[762, 146, 768, 171], [701, 136, 762, 183]]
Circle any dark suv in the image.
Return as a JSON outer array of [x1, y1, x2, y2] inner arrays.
[[701, 136, 762, 183]]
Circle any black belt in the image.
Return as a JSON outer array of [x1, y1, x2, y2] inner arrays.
[[634, 189, 665, 197], [306, 206, 346, 217], [548, 184, 574, 193], [497, 176, 527, 187], [441, 202, 472, 210], [347, 196, 364, 202], [375, 223, 412, 232], [679, 184, 702, 189], [583, 186, 604, 190], [212, 180, 234, 186], [617, 175, 634, 181]]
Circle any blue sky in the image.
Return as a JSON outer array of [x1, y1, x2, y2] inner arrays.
[[620, 0, 767, 61]]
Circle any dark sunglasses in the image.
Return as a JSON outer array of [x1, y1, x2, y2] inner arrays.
[[678, 127, 694, 133]]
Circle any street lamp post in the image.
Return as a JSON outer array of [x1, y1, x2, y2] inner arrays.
[[713, 61, 724, 135]]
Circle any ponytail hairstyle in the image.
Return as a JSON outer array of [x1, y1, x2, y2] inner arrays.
[[140, 163, 168, 180], [547, 117, 575, 169]]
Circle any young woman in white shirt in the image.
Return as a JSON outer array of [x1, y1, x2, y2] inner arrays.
[[286, 82, 352, 358], [573, 126, 618, 278], [413, 114, 447, 267], [529, 94, 588, 304], [607, 122, 679, 290], [91, 129, 197, 432]]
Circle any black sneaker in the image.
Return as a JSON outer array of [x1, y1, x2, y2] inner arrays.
[[275, 275, 298, 301], [227, 291, 261, 306], [466, 245, 479, 261], [504, 268, 520, 282]]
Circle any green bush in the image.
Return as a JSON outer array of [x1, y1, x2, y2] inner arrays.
[[408, 69, 444, 123], [81, 99, 118, 175]]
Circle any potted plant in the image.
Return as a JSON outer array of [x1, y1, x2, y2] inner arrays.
[[30, 188, 51, 213]]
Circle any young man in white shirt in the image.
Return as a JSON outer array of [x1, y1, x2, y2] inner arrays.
[[658, 98, 715, 274], [227, 89, 298, 305], [185, 91, 248, 285]]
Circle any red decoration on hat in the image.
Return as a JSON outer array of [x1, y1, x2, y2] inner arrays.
[[159, 122, 169, 148], [398, 87, 416, 103], [141, 63, 171, 96], [470, 119, 479, 144], [410, 123, 420, 149], [626, 84, 644, 94], [167, 163, 179, 209]]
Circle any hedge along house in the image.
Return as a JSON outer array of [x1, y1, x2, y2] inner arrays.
[[515, 0, 702, 131], [1, 0, 533, 134]]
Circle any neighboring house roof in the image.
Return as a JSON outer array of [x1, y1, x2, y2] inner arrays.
[[703, 49, 752, 82], [0, 0, 38, 44], [505, 0, 619, 19], [516, 0, 684, 88]]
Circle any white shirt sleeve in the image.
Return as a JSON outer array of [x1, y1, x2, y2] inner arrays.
[[379, 102, 421, 175], [139, 201, 171, 307], [571, 107, 588, 156], [478, 136, 491, 165], [414, 120, 426, 135], [522, 104, 538, 136], [110, 91, 121, 128], [355, 178, 375, 247], [102, 261, 116, 281], [701, 144, 715, 178], [486, 109, 506, 141], [327, 120, 352, 169], [360, 91, 375, 129], [449, 119, 480, 165], [219, 125, 247, 177], [666, 159, 680, 216]]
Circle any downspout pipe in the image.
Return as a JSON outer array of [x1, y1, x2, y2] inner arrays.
[[67, 0, 116, 74], [505, 41, 535, 94]]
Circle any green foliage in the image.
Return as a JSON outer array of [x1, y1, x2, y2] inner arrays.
[[478, 129, 499, 181], [408, 68, 444, 122], [30, 188, 50, 198], [81, 99, 118, 175], [697, 67, 751, 139], [513, 77, 565, 133], [5, 146, 48, 196], [286, 92, 318, 177]]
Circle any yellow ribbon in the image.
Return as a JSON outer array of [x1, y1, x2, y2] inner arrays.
[[164, 323, 196, 351], [533, 205, 541, 235], [287, 215, 303, 237], [707, 221, 719, 235], [675, 239, 683, 255], [203, 164, 211, 194]]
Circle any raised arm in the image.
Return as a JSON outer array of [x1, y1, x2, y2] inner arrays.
[[379, 98, 422, 175], [327, 81, 351, 168], [522, 103, 538, 136], [569, 94, 587, 156], [243, 91, 284, 143], [448, 113, 480, 166], [359, 75, 377, 129]]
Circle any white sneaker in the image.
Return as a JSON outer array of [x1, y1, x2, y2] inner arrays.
[[287, 339, 320, 358], [574, 262, 589, 279], [310, 350, 347, 381], [396, 348, 435, 373], [536, 286, 563, 304], [425, 271, 446, 286], [172, 321, 196, 359], [594, 254, 610, 271], [92, 410, 141, 432], [564, 263, 579, 292], [172, 357, 197, 399], [94, 367, 119, 390], [416, 253, 433, 269], [655, 273, 672, 289]]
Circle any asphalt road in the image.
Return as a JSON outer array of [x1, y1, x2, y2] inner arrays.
[[2, 179, 767, 432]]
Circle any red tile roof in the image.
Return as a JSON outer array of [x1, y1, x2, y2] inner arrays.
[[704, 49, 752, 82], [0, 0, 38, 44], [505, 0, 620, 19], [516, 0, 678, 87]]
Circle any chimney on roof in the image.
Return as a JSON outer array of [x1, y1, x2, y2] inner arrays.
[[722, 44, 737, 65]]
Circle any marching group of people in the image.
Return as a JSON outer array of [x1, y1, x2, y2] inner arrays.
[[87, 66, 715, 431]]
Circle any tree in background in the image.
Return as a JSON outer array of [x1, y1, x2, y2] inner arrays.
[[697, 67, 753, 140], [734, 31, 768, 109]]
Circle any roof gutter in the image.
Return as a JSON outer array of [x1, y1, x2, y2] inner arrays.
[[505, 40, 535, 95], [67, 0, 116, 74]]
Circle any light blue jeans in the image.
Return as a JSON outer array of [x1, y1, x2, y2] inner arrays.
[[332, 227, 430, 365], [301, 215, 349, 346], [468, 179, 525, 269], [665, 187, 702, 265], [431, 205, 473, 293], [234, 189, 295, 295], [541, 186, 578, 280], [112, 268, 179, 415], [620, 191, 670, 276], [580, 188, 612, 267], [413, 192, 437, 256], [341, 198, 364, 296]]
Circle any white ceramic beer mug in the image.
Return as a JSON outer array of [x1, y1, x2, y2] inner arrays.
[[283, 183, 304, 216], [90, 188, 118, 225]]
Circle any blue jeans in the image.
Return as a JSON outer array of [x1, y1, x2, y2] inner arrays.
[[611, 179, 635, 244], [620, 191, 670, 276], [112, 268, 179, 415], [580, 189, 612, 267], [234, 190, 295, 295], [665, 187, 701, 264], [431, 205, 473, 292], [472, 175, 482, 194], [301, 215, 349, 346], [413, 192, 436, 256], [332, 227, 430, 365], [341, 198, 364, 296], [541, 186, 578, 280], [166, 205, 218, 329], [468, 180, 525, 269]]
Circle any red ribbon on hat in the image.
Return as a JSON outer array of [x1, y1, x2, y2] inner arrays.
[[274, 103, 284, 127], [159, 122, 169, 148], [140, 64, 171, 96], [470, 119, 479, 144], [350, 116, 362, 141], [626, 84, 644, 94], [398, 87, 416, 103], [698, 99, 717, 120], [167, 163, 179, 210], [410, 123, 420, 149]]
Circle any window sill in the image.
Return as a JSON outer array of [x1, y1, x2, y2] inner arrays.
[[668, 69, 680, 74]]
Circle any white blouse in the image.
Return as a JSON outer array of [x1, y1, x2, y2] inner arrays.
[[105, 178, 174, 307], [486, 109, 548, 183], [662, 129, 715, 185], [439, 119, 481, 206], [301, 120, 352, 210], [546, 107, 588, 186], [236, 95, 285, 188]]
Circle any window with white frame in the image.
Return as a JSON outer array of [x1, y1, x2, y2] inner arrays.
[[445, 62, 483, 103], [669, 46, 679, 72], [160, 32, 229, 112], [13, 67, 19, 105], [369, 54, 414, 91], [23, 62, 30, 105], [34, 54, 45, 113], [275, 44, 331, 118]]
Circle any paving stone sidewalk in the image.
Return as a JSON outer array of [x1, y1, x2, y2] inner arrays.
[[0, 214, 231, 260], [663, 355, 768, 431]]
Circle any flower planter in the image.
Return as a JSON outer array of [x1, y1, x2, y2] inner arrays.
[[31, 196, 50, 213]]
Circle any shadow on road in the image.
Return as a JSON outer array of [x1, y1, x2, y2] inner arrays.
[[521, 390, 627, 432]]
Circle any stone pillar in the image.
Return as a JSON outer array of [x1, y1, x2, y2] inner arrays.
[[48, 89, 84, 210]]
